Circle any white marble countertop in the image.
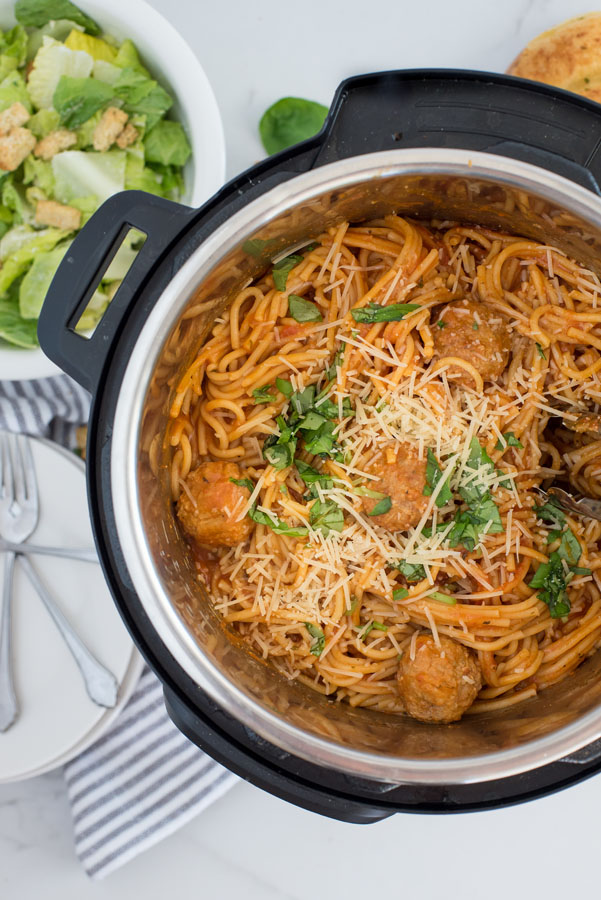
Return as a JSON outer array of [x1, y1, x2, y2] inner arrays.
[[1, 0, 598, 895]]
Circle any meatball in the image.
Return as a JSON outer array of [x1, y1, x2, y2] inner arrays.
[[176, 461, 253, 548], [397, 634, 482, 723], [359, 442, 429, 531], [432, 299, 510, 386]]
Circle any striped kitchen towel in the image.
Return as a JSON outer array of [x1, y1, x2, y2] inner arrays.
[[0, 373, 237, 879]]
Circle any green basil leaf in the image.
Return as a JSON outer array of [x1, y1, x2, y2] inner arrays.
[[423, 448, 453, 506], [309, 498, 344, 536], [260, 97, 328, 155], [303, 420, 339, 457], [248, 507, 308, 537], [354, 485, 388, 500], [495, 432, 523, 450], [534, 496, 566, 526], [252, 385, 275, 404], [557, 528, 582, 566], [262, 434, 296, 470], [430, 591, 457, 605], [290, 385, 316, 415], [325, 348, 344, 381], [15, 0, 100, 32], [391, 560, 426, 582], [295, 459, 332, 487], [393, 587, 409, 601], [536, 342, 546, 359], [275, 377, 293, 398], [229, 477, 254, 493], [272, 253, 304, 292], [528, 552, 571, 618], [288, 294, 322, 322], [436, 320, 446, 329], [350, 302, 420, 324], [304, 621, 325, 656], [368, 495, 392, 517]]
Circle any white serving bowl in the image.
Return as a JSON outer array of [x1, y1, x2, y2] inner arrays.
[[0, 0, 226, 382]]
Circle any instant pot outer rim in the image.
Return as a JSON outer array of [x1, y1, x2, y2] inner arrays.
[[110, 147, 601, 786]]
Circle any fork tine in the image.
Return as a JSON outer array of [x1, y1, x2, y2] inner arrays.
[[0, 433, 13, 503], [9, 434, 25, 506], [18, 435, 37, 510]]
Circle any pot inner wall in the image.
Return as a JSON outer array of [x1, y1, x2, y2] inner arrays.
[[129, 152, 601, 777]]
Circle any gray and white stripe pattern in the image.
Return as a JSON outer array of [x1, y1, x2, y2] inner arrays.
[[64, 669, 237, 878], [1, 373, 237, 879]]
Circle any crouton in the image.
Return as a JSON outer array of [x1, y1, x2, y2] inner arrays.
[[34, 129, 77, 160], [93, 106, 128, 152], [0, 127, 36, 171], [0, 102, 30, 136], [35, 199, 81, 231], [115, 122, 138, 149]]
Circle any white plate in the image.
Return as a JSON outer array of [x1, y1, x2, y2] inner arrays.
[[0, 0, 226, 381], [0, 436, 139, 782]]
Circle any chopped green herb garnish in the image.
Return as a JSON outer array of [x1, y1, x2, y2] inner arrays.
[[350, 302, 420, 324], [354, 485, 388, 500], [358, 621, 388, 640], [325, 348, 344, 382], [430, 591, 456, 605], [229, 476, 254, 493], [275, 377, 293, 398], [304, 622, 325, 656], [556, 528, 582, 566], [437, 320, 446, 329], [446, 438, 503, 550], [272, 253, 304, 292], [534, 496, 566, 526], [423, 448, 453, 507], [536, 342, 546, 359], [295, 459, 332, 486], [528, 553, 571, 618], [391, 560, 426, 582], [368, 495, 392, 517], [393, 587, 409, 601], [495, 432, 523, 451], [472, 320, 479, 331], [248, 507, 308, 537], [309, 498, 344, 536], [288, 294, 322, 322], [346, 597, 358, 615], [252, 384, 275, 404]]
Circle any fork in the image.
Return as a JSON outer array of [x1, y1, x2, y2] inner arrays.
[[0, 433, 118, 729]]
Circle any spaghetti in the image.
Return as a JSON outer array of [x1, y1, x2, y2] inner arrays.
[[165, 215, 601, 722]]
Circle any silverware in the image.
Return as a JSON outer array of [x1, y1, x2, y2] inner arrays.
[[0, 432, 118, 721], [18, 556, 117, 707], [0, 537, 97, 563], [0, 434, 38, 732], [537, 485, 601, 522]]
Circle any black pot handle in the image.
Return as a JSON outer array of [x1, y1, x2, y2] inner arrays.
[[313, 69, 601, 193], [38, 190, 195, 394]]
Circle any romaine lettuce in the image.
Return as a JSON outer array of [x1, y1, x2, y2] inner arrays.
[[15, 0, 100, 35], [28, 35, 92, 108], [64, 30, 116, 62], [0, 227, 68, 298], [18, 241, 69, 318], [113, 67, 171, 129], [53, 74, 113, 127], [27, 107, 60, 137], [22, 156, 55, 196], [0, 291, 38, 346], [52, 149, 125, 205], [144, 120, 191, 167], [0, 70, 31, 112]]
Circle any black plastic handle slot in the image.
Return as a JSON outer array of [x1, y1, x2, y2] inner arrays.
[[313, 70, 601, 193], [38, 191, 195, 394]]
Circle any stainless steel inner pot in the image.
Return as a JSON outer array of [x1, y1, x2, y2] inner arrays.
[[111, 148, 601, 785]]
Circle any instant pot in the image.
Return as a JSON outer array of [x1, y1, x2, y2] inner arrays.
[[38, 71, 601, 821]]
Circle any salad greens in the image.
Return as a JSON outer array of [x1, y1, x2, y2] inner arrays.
[[0, 0, 192, 349], [259, 96, 328, 155]]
